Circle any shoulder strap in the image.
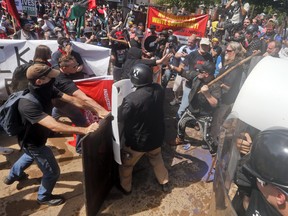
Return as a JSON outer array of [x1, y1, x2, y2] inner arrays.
[[18, 92, 41, 151]]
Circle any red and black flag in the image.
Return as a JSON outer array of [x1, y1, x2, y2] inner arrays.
[[1, 0, 21, 27]]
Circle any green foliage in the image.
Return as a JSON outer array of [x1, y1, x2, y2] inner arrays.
[[155, 0, 221, 13]]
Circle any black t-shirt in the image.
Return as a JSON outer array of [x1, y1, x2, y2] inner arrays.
[[188, 80, 221, 116], [54, 72, 84, 95], [218, 61, 243, 105], [183, 50, 213, 87], [18, 87, 63, 149]]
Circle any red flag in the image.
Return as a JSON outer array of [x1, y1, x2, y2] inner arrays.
[[88, 0, 97, 10], [4, 0, 21, 27]]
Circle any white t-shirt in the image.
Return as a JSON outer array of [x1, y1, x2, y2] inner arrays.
[[231, 2, 250, 24]]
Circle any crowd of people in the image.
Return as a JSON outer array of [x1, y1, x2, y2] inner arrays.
[[1, 0, 288, 215]]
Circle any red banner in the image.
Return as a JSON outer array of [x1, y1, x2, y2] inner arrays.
[[147, 7, 208, 39], [75, 77, 113, 124]]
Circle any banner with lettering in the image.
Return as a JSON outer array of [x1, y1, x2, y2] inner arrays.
[[147, 7, 208, 44], [0, 40, 111, 100], [21, 0, 37, 16]]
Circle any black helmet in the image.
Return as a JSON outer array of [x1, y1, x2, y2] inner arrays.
[[246, 24, 258, 35], [130, 64, 153, 87], [167, 35, 177, 43], [244, 128, 288, 191], [96, 30, 107, 40], [160, 30, 168, 37]]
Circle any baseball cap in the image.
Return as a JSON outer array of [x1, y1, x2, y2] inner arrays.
[[200, 38, 210, 46], [195, 61, 215, 75], [27, 64, 60, 81], [212, 38, 219, 42]]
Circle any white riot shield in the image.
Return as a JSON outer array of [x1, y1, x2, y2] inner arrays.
[[210, 56, 288, 215], [111, 79, 134, 164]]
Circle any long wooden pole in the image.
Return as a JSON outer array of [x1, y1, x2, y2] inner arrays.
[[198, 50, 261, 93]]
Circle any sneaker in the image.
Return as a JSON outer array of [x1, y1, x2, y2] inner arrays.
[[37, 195, 65, 206], [182, 143, 191, 150], [0, 147, 14, 155], [3, 173, 29, 185], [170, 98, 180, 106]]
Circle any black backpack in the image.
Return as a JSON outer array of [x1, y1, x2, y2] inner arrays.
[[0, 90, 40, 136], [11, 61, 33, 93]]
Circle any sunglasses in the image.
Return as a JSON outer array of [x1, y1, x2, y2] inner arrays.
[[226, 49, 233, 52], [196, 68, 206, 74]]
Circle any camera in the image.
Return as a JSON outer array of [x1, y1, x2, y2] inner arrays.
[[183, 48, 187, 53]]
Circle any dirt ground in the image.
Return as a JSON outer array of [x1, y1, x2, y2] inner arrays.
[[0, 81, 215, 216]]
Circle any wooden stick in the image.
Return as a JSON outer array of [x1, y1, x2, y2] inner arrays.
[[197, 50, 261, 93], [11, 17, 17, 34]]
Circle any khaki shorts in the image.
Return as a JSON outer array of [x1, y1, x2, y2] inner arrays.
[[172, 74, 186, 92]]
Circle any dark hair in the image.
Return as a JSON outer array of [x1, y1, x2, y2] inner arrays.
[[58, 55, 77, 67], [33, 45, 52, 62]]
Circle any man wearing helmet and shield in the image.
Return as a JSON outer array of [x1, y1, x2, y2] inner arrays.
[[117, 64, 169, 195], [240, 128, 288, 216]]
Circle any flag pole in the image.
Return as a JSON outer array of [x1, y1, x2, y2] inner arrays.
[[11, 17, 17, 34]]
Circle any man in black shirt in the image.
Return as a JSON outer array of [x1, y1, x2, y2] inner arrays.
[[4, 64, 99, 206], [118, 64, 169, 194], [172, 37, 213, 119], [53, 55, 109, 153], [174, 62, 221, 154]]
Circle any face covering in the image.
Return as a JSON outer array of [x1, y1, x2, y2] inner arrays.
[[28, 78, 56, 112]]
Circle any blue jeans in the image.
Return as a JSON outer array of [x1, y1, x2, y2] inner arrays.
[[177, 85, 191, 119], [52, 101, 87, 154], [7, 146, 60, 201], [162, 69, 175, 88]]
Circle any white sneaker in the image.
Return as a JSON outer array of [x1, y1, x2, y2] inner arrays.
[[170, 99, 180, 106], [0, 147, 14, 155]]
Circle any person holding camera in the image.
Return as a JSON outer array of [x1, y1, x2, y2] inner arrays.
[[225, 0, 250, 25], [161, 35, 180, 88], [168, 34, 198, 105]]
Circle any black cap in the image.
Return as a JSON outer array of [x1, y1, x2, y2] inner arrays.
[[195, 61, 215, 75]]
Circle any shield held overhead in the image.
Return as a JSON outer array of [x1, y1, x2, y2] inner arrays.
[[144, 35, 158, 52]]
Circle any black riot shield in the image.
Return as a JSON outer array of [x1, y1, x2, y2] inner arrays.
[[81, 114, 116, 216], [144, 35, 158, 52]]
